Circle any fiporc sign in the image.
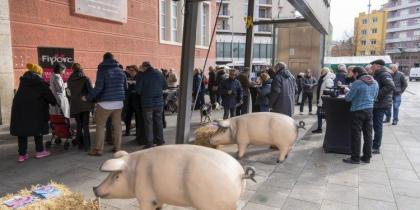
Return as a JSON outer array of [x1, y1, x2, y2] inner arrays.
[[37, 47, 74, 82]]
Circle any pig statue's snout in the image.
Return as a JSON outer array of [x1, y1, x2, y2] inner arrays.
[[93, 186, 99, 197]]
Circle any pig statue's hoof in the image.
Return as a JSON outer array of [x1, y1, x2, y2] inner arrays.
[[277, 159, 285, 164]]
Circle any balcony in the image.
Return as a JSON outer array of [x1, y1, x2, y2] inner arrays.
[[387, 1, 420, 12], [386, 47, 420, 54], [386, 37, 418, 43], [387, 13, 420, 22], [387, 24, 420, 32], [258, 0, 273, 7]]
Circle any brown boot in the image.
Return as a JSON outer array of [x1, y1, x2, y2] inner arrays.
[[88, 149, 102, 156]]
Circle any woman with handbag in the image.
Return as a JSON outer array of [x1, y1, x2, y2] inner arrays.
[[67, 63, 94, 151], [312, 67, 336, 134]]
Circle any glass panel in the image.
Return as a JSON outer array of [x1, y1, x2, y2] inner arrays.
[[239, 43, 245, 58], [216, 42, 224, 58], [224, 43, 232, 58]]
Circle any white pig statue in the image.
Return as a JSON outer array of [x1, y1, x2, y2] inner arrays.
[[93, 144, 256, 210], [209, 112, 300, 163]]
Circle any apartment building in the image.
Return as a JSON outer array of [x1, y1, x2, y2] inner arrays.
[[215, 0, 296, 66], [386, 0, 420, 72], [354, 9, 388, 56]]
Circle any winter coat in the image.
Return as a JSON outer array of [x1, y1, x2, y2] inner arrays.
[[208, 71, 217, 90], [296, 76, 304, 92], [67, 71, 94, 115], [237, 73, 251, 96], [374, 68, 395, 109], [334, 72, 347, 86], [193, 74, 203, 96], [136, 67, 168, 109], [270, 69, 297, 117], [50, 73, 70, 118], [392, 71, 407, 95], [167, 72, 178, 88], [10, 71, 57, 137], [256, 79, 272, 106], [302, 76, 318, 94], [87, 59, 127, 102], [219, 78, 243, 109], [317, 72, 336, 107]]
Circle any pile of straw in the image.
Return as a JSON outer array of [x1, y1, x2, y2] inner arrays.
[[0, 182, 99, 210], [194, 124, 221, 149]]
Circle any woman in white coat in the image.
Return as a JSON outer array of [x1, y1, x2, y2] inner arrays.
[[312, 67, 336, 133], [50, 63, 70, 119]]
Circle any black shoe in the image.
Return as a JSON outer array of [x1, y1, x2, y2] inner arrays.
[[343, 158, 360, 164], [143, 145, 154, 149], [392, 120, 398, 125], [361, 157, 370, 163], [312, 129, 322, 134], [383, 119, 391, 123], [156, 142, 165, 146], [372, 149, 381, 154]]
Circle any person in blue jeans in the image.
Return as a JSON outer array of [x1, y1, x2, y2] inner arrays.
[[384, 64, 408, 125], [370, 59, 395, 154], [343, 67, 379, 164]]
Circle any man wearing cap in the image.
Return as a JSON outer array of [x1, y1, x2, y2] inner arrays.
[[220, 69, 243, 119], [136, 61, 168, 148], [270, 62, 296, 117], [370, 59, 395, 154]]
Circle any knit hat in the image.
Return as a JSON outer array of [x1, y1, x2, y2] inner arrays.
[[370, 59, 385, 66], [26, 63, 43, 76]]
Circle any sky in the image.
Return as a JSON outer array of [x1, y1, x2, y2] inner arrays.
[[330, 0, 388, 41]]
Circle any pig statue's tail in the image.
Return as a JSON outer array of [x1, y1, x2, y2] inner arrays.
[[242, 167, 256, 183]]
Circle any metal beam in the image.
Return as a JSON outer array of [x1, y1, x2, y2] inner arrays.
[[253, 18, 307, 25], [244, 0, 255, 70], [175, 0, 199, 144]]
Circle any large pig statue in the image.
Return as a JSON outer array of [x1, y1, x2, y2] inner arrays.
[[93, 144, 256, 210], [209, 112, 299, 163]]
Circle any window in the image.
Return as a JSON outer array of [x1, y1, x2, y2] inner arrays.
[[159, 0, 166, 41], [400, 32, 407, 38], [370, 50, 376, 55], [232, 42, 239, 59], [417, 7, 420, 13], [258, 25, 272, 32], [400, 20, 408, 26], [416, 19, 420, 24], [200, 3, 210, 46], [361, 30, 367, 35], [260, 44, 267, 58], [239, 43, 245, 58], [170, 2, 178, 42], [216, 19, 230, 30], [223, 43, 232, 58], [401, 9, 409, 16], [258, 7, 272, 19], [362, 19, 368, 24], [361, 40, 367, 45], [370, 39, 377, 45], [217, 3, 229, 16], [244, 0, 248, 16], [372, 17, 378, 23], [414, 31, 420, 36], [372, 28, 377, 34]]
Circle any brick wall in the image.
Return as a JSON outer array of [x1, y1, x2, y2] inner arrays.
[[9, 0, 216, 87]]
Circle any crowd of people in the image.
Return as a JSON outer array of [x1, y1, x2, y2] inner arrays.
[[10, 52, 176, 162], [10, 52, 408, 165]]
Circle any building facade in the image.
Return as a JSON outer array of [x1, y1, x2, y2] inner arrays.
[[386, 0, 420, 73], [0, 0, 216, 124], [354, 9, 388, 56], [215, 0, 296, 66]]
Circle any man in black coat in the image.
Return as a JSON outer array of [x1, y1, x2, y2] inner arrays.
[[208, 66, 217, 105], [220, 69, 243, 119], [384, 64, 408, 125], [371, 59, 395, 154], [136, 61, 168, 148], [11, 63, 57, 162]]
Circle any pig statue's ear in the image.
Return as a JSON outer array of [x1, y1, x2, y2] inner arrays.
[[217, 120, 231, 128], [100, 158, 127, 172], [114, 151, 129, 159]]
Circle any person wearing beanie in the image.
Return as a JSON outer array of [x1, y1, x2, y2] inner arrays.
[[370, 59, 395, 154], [343, 67, 379, 164], [10, 63, 57, 162], [334, 64, 348, 86]]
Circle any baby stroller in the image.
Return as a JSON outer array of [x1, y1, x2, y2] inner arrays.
[[46, 114, 77, 150]]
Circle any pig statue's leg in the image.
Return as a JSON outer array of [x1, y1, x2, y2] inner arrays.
[[236, 125, 249, 159], [237, 143, 248, 159], [276, 146, 289, 163]]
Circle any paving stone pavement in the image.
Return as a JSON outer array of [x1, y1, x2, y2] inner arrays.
[[1, 81, 420, 210]]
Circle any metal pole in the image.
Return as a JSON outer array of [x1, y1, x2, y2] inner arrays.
[[175, 0, 199, 144], [271, 24, 277, 67], [244, 0, 255, 70], [231, 15, 234, 68]]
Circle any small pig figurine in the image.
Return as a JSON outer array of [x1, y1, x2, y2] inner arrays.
[[210, 112, 299, 163], [93, 144, 256, 210]]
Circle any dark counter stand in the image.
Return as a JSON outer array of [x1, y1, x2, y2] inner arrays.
[[322, 96, 352, 154]]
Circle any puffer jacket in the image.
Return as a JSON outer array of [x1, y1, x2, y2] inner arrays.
[[87, 59, 127, 102], [136, 67, 168, 109], [256, 79, 272, 106], [373, 68, 395, 109]]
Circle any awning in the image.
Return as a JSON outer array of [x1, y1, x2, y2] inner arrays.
[[287, 0, 331, 34]]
